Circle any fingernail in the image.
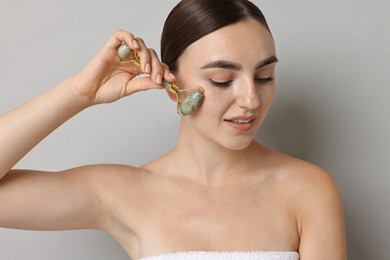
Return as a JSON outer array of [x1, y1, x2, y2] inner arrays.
[[132, 39, 139, 49], [145, 63, 151, 74], [155, 74, 162, 85], [169, 73, 176, 80]]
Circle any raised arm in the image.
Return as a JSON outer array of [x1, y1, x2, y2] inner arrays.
[[0, 30, 173, 178], [0, 30, 174, 230]]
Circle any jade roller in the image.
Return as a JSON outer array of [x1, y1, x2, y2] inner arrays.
[[117, 42, 204, 116]]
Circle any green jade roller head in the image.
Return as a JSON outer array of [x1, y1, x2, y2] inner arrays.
[[117, 42, 204, 116]]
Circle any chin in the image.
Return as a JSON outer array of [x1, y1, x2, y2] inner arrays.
[[221, 137, 255, 151]]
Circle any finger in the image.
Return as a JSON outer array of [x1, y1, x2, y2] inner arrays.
[[134, 37, 151, 74], [124, 77, 164, 96], [161, 63, 176, 83], [105, 30, 139, 51], [148, 48, 165, 86]]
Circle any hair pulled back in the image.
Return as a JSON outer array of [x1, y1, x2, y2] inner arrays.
[[161, 0, 271, 72]]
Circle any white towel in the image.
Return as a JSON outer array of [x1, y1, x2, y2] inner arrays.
[[138, 251, 299, 260]]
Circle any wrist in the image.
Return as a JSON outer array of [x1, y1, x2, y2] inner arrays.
[[66, 76, 96, 109]]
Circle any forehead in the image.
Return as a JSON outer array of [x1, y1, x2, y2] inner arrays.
[[179, 18, 276, 68]]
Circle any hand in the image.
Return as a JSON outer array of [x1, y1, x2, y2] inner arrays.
[[71, 30, 175, 105]]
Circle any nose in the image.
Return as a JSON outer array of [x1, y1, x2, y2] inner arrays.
[[234, 79, 261, 110]]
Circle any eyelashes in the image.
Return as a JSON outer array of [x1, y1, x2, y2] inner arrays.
[[209, 77, 274, 88], [209, 80, 233, 88], [255, 77, 274, 85]]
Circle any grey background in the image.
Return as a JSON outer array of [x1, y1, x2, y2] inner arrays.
[[0, 0, 389, 259]]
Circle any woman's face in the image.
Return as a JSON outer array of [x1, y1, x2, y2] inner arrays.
[[175, 18, 277, 150]]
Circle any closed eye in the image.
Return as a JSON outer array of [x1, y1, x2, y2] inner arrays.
[[209, 79, 232, 88], [255, 77, 274, 85], [210, 77, 274, 88]]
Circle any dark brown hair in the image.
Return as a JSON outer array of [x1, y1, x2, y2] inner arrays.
[[161, 0, 271, 72]]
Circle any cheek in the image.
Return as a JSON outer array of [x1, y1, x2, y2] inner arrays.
[[258, 85, 276, 105], [201, 89, 233, 113]]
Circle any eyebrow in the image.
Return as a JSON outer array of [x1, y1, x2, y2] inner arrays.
[[201, 55, 278, 71]]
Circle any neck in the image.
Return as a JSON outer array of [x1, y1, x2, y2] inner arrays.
[[169, 121, 259, 187]]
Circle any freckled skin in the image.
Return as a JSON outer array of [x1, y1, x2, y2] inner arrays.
[[175, 18, 277, 151]]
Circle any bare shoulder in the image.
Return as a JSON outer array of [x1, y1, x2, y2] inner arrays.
[[264, 145, 343, 216], [280, 153, 343, 226], [260, 145, 340, 201], [260, 145, 346, 259]]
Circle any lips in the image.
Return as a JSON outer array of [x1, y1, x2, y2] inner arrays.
[[224, 116, 257, 132]]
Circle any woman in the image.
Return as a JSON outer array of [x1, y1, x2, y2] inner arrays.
[[0, 0, 346, 259]]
